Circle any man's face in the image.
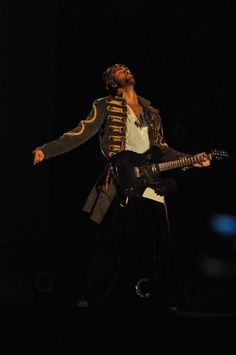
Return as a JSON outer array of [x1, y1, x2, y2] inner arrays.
[[112, 66, 136, 88]]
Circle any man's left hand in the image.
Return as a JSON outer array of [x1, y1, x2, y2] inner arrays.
[[192, 152, 211, 168]]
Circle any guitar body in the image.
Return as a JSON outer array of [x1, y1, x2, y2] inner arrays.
[[110, 146, 228, 203], [110, 146, 169, 200]]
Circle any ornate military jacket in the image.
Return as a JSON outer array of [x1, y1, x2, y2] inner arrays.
[[38, 94, 184, 224]]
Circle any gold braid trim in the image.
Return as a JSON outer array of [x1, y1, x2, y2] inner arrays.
[[107, 106, 126, 113], [106, 99, 124, 106], [63, 105, 97, 136]]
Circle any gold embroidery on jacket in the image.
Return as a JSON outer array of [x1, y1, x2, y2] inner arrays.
[[109, 144, 123, 152], [109, 125, 126, 133], [107, 106, 127, 114], [105, 99, 125, 106], [108, 115, 126, 123], [108, 151, 117, 157], [63, 105, 97, 136], [109, 135, 125, 143]]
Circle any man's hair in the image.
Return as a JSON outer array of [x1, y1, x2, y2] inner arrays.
[[103, 63, 128, 94]]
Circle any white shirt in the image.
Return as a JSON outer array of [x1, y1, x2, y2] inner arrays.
[[125, 105, 164, 204]]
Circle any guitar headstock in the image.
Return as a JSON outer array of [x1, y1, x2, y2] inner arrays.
[[210, 149, 229, 160]]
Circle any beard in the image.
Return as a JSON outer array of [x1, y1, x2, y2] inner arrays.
[[116, 75, 136, 88]]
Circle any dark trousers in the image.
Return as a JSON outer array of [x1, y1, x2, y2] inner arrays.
[[82, 196, 174, 305]]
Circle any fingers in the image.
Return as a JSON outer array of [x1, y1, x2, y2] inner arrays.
[[202, 160, 211, 167], [33, 150, 45, 165], [194, 161, 210, 167], [200, 152, 211, 167], [193, 152, 211, 168]]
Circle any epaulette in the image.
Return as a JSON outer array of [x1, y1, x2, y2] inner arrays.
[[149, 105, 160, 114]]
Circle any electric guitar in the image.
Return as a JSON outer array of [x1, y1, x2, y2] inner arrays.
[[110, 145, 229, 202]]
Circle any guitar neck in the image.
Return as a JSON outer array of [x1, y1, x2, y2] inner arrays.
[[158, 153, 212, 172]]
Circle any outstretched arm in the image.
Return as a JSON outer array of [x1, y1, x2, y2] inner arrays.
[[32, 102, 105, 165]]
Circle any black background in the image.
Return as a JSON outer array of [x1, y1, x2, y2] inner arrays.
[[1, 0, 236, 353]]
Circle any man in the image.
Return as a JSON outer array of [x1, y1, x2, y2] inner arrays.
[[33, 64, 210, 307]]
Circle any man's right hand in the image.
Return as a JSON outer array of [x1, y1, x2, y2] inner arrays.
[[33, 149, 45, 165]]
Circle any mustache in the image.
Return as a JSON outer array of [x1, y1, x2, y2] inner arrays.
[[114, 75, 136, 88]]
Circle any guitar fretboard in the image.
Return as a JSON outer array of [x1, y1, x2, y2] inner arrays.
[[158, 153, 211, 172]]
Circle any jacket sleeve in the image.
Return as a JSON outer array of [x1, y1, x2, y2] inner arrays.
[[35, 102, 105, 159]]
